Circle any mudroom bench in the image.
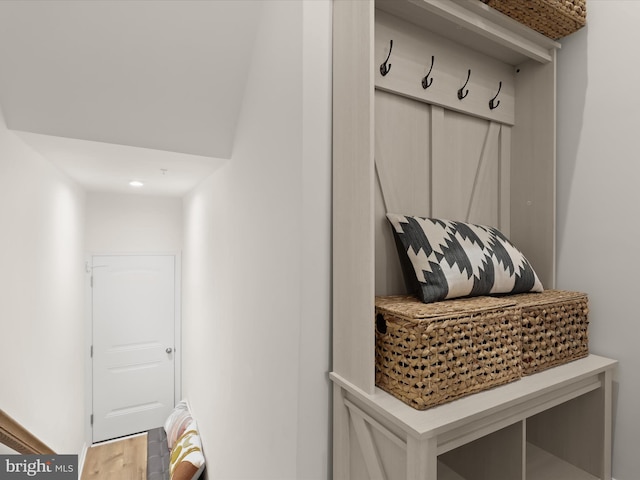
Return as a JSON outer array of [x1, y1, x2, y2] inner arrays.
[[331, 0, 617, 478], [332, 354, 616, 480]]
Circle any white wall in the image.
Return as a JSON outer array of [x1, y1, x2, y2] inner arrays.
[[182, 1, 331, 479], [557, 2, 640, 479], [0, 106, 86, 454], [85, 192, 182, 253], [0, 443, 17, 454]]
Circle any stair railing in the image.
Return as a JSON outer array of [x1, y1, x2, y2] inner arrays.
[[0, 409, 55, 454]]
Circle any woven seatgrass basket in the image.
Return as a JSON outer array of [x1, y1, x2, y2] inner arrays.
[[509, 290, 589, 375], [375, 295, 522, 410], [481, 0, 586, 39]]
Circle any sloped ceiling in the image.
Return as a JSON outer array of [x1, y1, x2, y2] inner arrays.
[[0, 0, 262, 195], [14, 131, 225, 197]]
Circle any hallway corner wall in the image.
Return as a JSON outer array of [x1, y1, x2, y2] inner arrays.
[[181, 1, 331, 479], [557, 2, 640, 478], [0, 107, 86, 454]]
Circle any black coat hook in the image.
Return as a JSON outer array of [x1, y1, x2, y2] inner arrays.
[[421, 56, 435, 89], [489, 81, 502, 110], [458, 69, 471, 100], [380, 39, 393, 76]]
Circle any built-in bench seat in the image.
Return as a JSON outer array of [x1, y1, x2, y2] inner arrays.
[[147, 427, 171, 480], [154, 400, 205, 480]]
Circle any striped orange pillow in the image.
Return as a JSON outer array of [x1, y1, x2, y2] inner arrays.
[[170, 420, 205, 480]]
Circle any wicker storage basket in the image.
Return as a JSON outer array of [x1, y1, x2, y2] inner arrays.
[[509, 290, 589, 375], [375, 295, 522, 410], [482, 0, 586, 39]]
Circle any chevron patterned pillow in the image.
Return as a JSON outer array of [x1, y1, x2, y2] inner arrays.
[[387, 214, 543, 303]]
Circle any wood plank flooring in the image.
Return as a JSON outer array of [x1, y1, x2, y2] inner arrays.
[[81, 433, 147, 480]]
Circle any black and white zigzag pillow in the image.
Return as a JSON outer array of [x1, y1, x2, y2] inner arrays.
[[387, 214, 543, 303]]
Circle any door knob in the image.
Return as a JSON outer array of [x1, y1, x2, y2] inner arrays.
[[166, 347, 173, 354]]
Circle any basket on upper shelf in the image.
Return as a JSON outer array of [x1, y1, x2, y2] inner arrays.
[[480, 0, 586, 39]]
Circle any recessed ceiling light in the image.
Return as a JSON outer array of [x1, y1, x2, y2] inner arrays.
[[129, 180, 144, 188]]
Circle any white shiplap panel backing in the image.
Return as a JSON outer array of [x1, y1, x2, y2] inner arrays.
[[374, 91, 510, 295], [373, 11, 514, 296]]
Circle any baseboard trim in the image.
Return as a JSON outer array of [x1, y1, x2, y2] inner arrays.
[[78, 442, 88, 479]]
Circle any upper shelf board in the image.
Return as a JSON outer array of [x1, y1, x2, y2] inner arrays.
[[376, 0, 561, 65]]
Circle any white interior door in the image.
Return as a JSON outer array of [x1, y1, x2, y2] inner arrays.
[[92, 254, 177, 443]]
